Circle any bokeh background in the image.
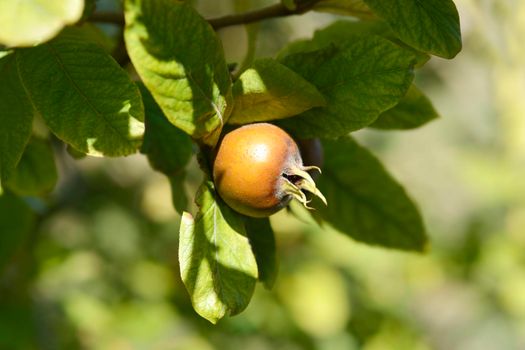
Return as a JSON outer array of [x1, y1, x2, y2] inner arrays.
[[2, 0, 525, 349]]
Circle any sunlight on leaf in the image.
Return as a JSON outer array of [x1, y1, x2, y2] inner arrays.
[[16, 37, 145, 157], [0, 0, 84, 47], [179, 181, 258, 323]]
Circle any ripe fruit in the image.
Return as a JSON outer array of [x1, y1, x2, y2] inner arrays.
[[213, 123, 326, 218]]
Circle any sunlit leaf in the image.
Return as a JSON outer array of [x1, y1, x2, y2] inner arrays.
[[124, 0, 232, 144], [0, 0, 84, 47], [363, 0, 462, 58], [277, 36, 415, 138], [16, 37, 145, 157], [229, 58, 326, 124], [179, 181, 258, 323]]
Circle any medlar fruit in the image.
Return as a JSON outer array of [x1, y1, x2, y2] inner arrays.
[[213, 123, 326, 217]]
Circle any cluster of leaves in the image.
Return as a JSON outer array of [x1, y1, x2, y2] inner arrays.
[[0, 0, 461, 323]]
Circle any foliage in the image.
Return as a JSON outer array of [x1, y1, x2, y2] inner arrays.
[[0, 0, 463, 326]]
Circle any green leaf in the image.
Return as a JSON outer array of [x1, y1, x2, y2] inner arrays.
[[124, 0, 233, 143], [169, 174, 189, 215], [0, 0, 84, 47], [4, 137, 57, 196], [66, 145, 87, 159], [363, 0, 462, 58], [245, 217, 278, 289], [229, 58, 326, 124], [0, 304, 36, 350], [81, 0, 97, 21], [314, 136, 427, 251], [277, 36, 415, 138], [16, 37, 145, 157], [277, 20, 389, 59], [313, 0, 375, 19], [60, 23, 117, 53], [370, 84, 438, 130], [0, 52, 33, 186], [139, 83, 193, 214], [179, 181, 258, 323], [0, 192, 35, 271], [277, 20, 429, 67], [140, 84, 193, 175]]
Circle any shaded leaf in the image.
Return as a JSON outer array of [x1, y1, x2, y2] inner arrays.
[[179, 181, 258, 323], [140, 84, 193, 175], [370, 84, 438, 130], [0, 192, 35, 271], [61, 23, 117, 53], [277, 20, 429, 67], [140, 83, 193, 214], [0, 52, 33, 186], [5, 137, 57, 196], [124, 0, 232, 144], [363, 0, 462, 58], [0, 0, 84, 47], [66, 145, 87, 159], [277, 20, 389, 59], [229, 58, 326, 124], [81, 0, 97, 21], [0, 304, 36, 350], [245, 217, 278, 289], [277, 36, 415, 138], [16, 37, 144, 157], [169, 173, 189, 215], [314, 136, 427, 251]]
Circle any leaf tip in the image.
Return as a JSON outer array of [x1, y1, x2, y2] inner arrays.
[[181, 211, 194, 226]]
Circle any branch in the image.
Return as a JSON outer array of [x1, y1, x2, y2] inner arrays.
[[208, 1, 323, 30], [89, 1, 324, 29]]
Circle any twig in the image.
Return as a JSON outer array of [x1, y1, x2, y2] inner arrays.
[[208, 1, 323, 29], [88, 1, 324, 30]]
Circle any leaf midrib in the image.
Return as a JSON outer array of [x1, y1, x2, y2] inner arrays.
[[45, 42, 134, 145]]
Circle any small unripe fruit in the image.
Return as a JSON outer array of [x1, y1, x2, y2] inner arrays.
[[213, 123, 326, 218]]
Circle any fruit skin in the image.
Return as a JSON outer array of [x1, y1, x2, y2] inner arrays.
[[213, 123, 300, 217]]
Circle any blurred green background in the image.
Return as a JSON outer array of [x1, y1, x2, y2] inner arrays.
[[2, 0, 525, 349]]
